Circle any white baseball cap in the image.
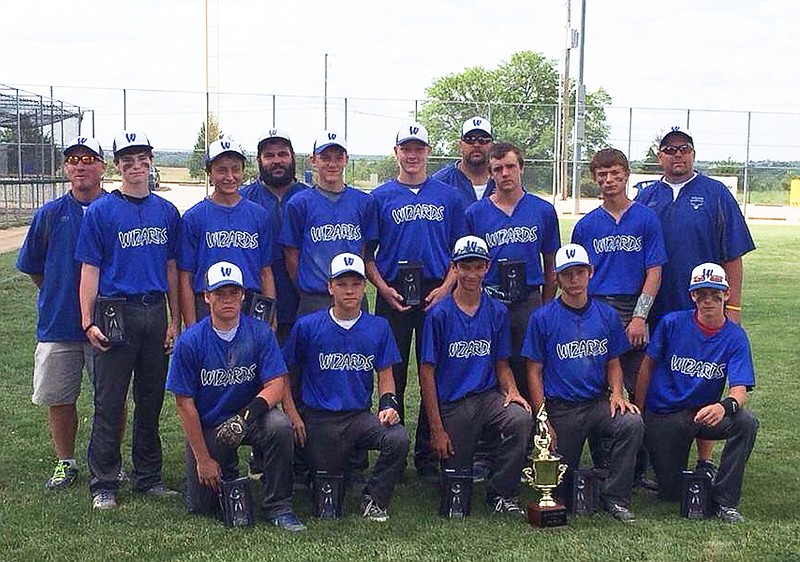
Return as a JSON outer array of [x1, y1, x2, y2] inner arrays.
[[257, 128, 293, 151], [396, 122, 430, 146], [112, 130, 152, 156], [63, 136, 104, 159], [659, 126, 694, 148], [462, 116, 492, 138], [329, 252, 366, 279], [689, 263, 729, 292], [206, 138, 246, 165], [452, 235, 490, 262], [313, 130, 347, 155], [206, 261, 244, 291], [555, 243, 591, 272]]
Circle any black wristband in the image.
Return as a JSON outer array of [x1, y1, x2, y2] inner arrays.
[[379, 392, 399, 412], [720, 397, 739, 417], [83, 323, 96, 334], [241, 396, 270, 423]]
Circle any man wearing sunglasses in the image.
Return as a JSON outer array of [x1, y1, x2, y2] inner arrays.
[[635, 127, 755, 482], [432, 116, 496, 208], [17, 137, 107, 491], [76, 130, 181, 510]]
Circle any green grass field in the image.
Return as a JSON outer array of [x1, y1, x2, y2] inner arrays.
[[1, 223, 799, 562]]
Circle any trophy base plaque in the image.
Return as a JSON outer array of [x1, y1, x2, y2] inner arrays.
[[438, 468, 473, 518], [94, 296, 127, 346], [680, 470, 712, 519], [397, 261, 423, 307], [312, 471, 345, 519], [570, 468, 601, 515], [246, 293, 275, 324], [527, 502, 568, 528], [498, 259, 528, 304], [219, 476, 255, 527]]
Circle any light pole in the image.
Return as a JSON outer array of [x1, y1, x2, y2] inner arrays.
[[571, 0, 586, 215]]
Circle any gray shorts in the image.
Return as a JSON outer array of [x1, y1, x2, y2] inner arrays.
[[32, 341, 93, 406]]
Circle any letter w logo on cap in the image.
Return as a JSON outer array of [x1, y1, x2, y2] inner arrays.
[[344, 256, 354, 266], [269, 129, 277, 136], [221, 141, 230, 149], [410, 126, 419, 135], [473, 119, 482, 127], [703, 268, 714, 279], [221, 266, 232, 277], [78, 137, 87, 145], [566, 248, 576, 259], [126, 133, 137, 143], [327, 133, 337, 140]]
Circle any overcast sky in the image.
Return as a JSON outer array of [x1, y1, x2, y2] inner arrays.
[[3, 0, 799, 160]]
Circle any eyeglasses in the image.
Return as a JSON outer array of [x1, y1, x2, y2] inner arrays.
[[65, 154, 102, 165], [660, 144, 693, 156], [462, 136, 492, 146]]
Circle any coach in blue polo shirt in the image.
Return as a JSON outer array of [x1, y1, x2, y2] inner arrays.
[[522, 243, 644, 523]]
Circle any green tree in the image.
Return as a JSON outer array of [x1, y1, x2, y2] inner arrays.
[[418, 51, 612, 173], [0, 115, 58, 177], [187, 115, 220, 180]]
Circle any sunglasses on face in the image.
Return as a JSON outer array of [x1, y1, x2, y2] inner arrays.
[[462, 136, 492, 145], [660, 144, 694, 156], [65, 154, 102, 165]]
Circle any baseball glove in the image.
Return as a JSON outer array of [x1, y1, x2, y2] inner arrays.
[[215, 414, 249, 448]]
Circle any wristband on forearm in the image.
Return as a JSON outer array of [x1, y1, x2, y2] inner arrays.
[[633, 293, 654, 319], [720, 396, 739, 417], [379, 392, 399, 412], [726, 304, 742, 311], [240, 396, 270, 423], [83, 323, 96, 334]]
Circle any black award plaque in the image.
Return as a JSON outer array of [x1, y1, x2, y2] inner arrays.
[[397, 261, 423, 307], [498, 259, 528, 303], [312, 471, 345, 519], [570, 468, 601, 515], [247, 293, 275, 324], [94, 297, 127, 346], [219, 476, 255, 527], [438, 468, 473, 518], [681, 470, 711, 519]]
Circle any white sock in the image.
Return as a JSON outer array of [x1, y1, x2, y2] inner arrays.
[[59, 458, 77, 469]]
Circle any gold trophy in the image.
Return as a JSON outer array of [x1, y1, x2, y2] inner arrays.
[[522, 405, 568, 528]]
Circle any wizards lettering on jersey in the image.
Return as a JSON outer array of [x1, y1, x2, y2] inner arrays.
[[318, 352, 375, 371], [390, 203, 445, 224], [199, 363, 258, 386], [118, 227, 168, 248], [448, 339, 491, 359], [556, 339, 609, 360], [484, 226, 538, 248], [592, 235, 642, 254], [309, 223, 362, 242], [205, 230, 259, 249], [670, 354, 726, 380]]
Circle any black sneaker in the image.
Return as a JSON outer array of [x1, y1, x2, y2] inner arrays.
[[143, 483, 180, 498], [361, 494, 389, 522], [604, 501, 636, 523], [695, 459, 718, 483], [45, 460, 78, 490], [92, 490, 118, 510], [271, 512, 307, 532], [489, 496, 525, 516], [717, 505, 745, 523]]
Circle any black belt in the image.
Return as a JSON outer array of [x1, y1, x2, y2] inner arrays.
[[123, 292, 165, 306], [546, 393, 607, 408]]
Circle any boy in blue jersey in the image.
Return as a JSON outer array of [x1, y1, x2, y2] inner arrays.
[[366, 122, 467, 482], [432, 116, 496, 207], [467, 142, 560, 399], [635, 263, 758, 524], [240, 128, 308, 344], [572, 148, 666, 480], [178, 138, 275, 327], [280, 130, 377, 317], [419, 236, 532, 515], [17, 136, 106, 490], [77, 130, 181, 510], [522, 243, 644, 522], [167, 261, 305, 531], [635, 127, 756, 480], [282, 253, 408, 521]]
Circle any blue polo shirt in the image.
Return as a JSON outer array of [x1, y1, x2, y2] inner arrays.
[[432, 162, 496, 209]]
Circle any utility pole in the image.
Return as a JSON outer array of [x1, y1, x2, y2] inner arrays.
[[558, 1, 576, 200], [324, 53, 329, 129], [570, 0, 587, 215]]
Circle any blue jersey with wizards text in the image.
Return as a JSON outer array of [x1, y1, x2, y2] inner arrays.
[[240, 180, 308, 324], [571, 202, 667, 296], [17, 191, 106, 341], [282, 309, 401, 411], [75, 191, 180, 296], [466, 193, 560, 288], [178, 197, 272, 293], [166, 314, 287, 428], [279, 186, 377, 294], [522, 298, 630, 402], [635, 174, 755, 318], [370, 178, 467, 283], [432, 162, 496, 209], [421, 294, 511, 403], [644, 310, 755, 414]]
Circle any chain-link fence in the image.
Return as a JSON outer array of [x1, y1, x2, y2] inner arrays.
[[3, 83, 799, 226]]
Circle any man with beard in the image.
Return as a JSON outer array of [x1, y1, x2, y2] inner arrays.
[[432, 116, 496, 208], [240, 129, 308, 344]]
